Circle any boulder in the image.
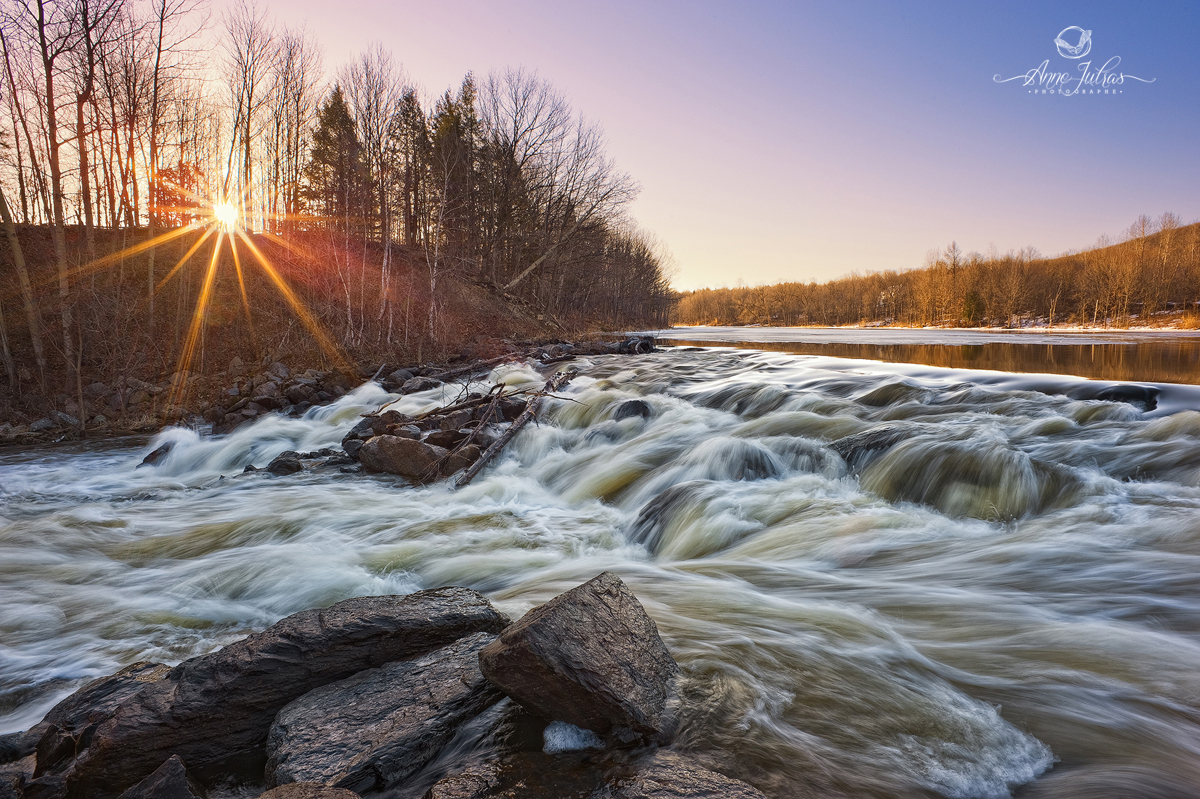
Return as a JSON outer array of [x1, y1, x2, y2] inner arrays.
[[258, 785, 359, 799], [266, 633, 503, 794], [116, 756, 202, 799], [442, 445, 482, 476], [266, 453, 303, 476], [478, 572, 679, 746], [603, 753, 767, 799], [33, 662, 172, 778], [269, 363, 290, 380], [358, 436, 447, 482], [33, 589, 508, 798]]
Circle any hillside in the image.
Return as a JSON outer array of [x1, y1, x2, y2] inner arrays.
[[674, 216, 1200, 330]]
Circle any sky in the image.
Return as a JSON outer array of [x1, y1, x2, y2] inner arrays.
[[211, 0, 1200, 289]]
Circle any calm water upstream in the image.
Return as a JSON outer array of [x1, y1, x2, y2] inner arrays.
[[5, 345, 1200, 798], [649, 326, 1200, 385]]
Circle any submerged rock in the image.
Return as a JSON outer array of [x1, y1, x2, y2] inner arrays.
[[613, 400, 652, 422], [266, 632, 503, 794], [829, 423, 914, 471], [116, 756, 202, 799], [31, 589, 508, 798], [479, 572, 679, 745]]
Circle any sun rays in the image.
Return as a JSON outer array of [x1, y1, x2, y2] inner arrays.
[[108, 190, 356, 415]]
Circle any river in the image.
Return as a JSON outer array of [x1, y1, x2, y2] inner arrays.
[[4, 339, 1200, 798]]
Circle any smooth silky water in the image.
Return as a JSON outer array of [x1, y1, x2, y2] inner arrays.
[[5, 347, 1200, 798]]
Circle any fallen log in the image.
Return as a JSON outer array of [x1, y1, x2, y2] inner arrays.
[[455, 369, 578, 488]]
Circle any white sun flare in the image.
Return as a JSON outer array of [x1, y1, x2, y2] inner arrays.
[[213, 202, 239, 229]]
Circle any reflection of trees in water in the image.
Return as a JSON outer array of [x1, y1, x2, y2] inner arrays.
[[663, 339, 1200, 385]]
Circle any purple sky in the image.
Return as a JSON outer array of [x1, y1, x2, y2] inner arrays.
[[216, 0, 1200, 289]]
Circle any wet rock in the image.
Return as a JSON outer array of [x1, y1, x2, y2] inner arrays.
[[37, 589, 508, 798], [386, 424, 421, 440], [2, 755, 35, 799], [358, 436, 447, 482], [267, 453, 303, 476], [439, 410, 473, 431], [402, 377, 441, 394], [266, 633, 503, 794], [116, 756, 202, 799], [497, 397, 526, 422], [424, 429, 469, 449], [33, 662, 171, 779], [442, 445, 483, 476], [479, 571, 680, 745], [602, 752, 767, 799], [0, 734, 26, 765], [258, 784, 360, 799], [422, 762, 501, 799], [137, 444, 173, 469], [613, 400, 651, 422], [341, 439, 364, 460], [29, 418, 55, 432]]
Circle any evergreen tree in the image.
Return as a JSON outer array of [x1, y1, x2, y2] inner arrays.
[[303, 85, 364, 234]]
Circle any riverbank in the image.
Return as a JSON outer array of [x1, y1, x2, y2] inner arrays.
[[0, 336, 650, 448]]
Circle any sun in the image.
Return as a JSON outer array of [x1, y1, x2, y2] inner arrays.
[[213, 201, 239, 230]]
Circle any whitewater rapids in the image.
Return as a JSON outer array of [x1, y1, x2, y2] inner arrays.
[[4, 346, 1200, 798]]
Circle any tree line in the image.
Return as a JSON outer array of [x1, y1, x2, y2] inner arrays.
[[0, 0, 674, 401], [674, 214, 1200, 329]]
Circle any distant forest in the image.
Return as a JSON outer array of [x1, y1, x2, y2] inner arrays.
[[0, 0, 673, 398], [675, 214, 1200, 329]]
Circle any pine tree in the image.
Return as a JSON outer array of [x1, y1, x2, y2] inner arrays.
[[303, 85, 364, 234]]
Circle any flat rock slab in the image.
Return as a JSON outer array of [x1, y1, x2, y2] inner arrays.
[[479, 572, 679, 745], [267, 632, 503, 794], [33, 589, 508, 799], [257, 784, 360, 799], [116, 756, 202, 799]]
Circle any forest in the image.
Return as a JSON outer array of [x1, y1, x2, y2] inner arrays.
[[675, 215, 1200, 330], [0, 0, 674, 405]]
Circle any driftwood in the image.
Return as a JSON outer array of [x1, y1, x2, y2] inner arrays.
[[455, 369, 578, 488]]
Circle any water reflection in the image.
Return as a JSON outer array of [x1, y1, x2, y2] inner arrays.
[[660, 338, 1200, 385]]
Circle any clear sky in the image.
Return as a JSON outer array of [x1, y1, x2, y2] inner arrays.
[[213, 0, 1200, 289]]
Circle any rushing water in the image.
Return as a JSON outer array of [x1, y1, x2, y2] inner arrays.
[[5, 348, 1200, 798]]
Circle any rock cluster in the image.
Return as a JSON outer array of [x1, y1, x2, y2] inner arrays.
[[0, 566, 764, 799]]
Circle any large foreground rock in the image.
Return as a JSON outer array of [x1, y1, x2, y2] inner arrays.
[[34, 662, 172, 778], [116, 756, 202, 799], [266, 632, 503, 794], [478, 572, 679, 745], [31, 589, 508, 799]]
